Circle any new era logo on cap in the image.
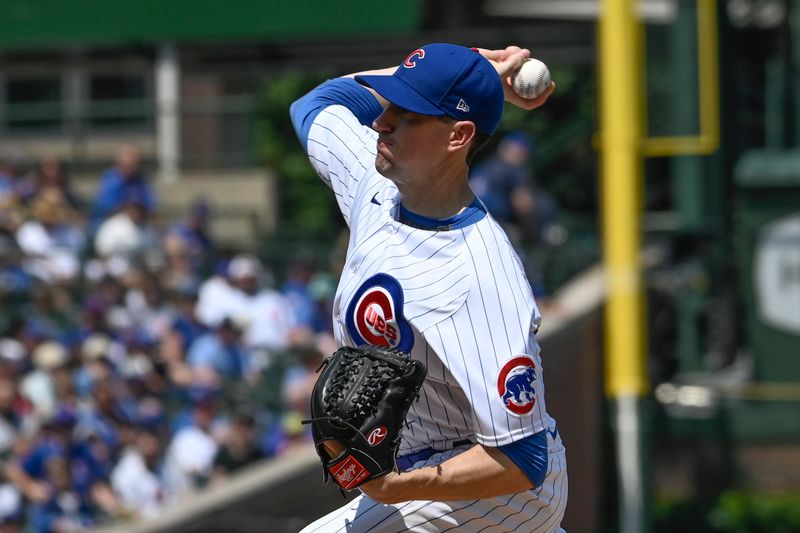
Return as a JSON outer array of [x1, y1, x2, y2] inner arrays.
[[355, 43, 504, 134]]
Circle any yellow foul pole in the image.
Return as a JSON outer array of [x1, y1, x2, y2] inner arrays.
[[599, 0, 648, 531], [601, 0, 647, 397]]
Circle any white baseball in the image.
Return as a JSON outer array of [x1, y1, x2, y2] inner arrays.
[[511, 58, 551, 100]]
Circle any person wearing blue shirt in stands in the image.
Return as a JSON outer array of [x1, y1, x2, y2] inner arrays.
[[90, 145, 156, 231], [469, 130, 558, 248], [186, 317, 251, 386]]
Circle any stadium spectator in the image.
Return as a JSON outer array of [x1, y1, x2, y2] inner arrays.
[[230, 254, 296, 364], [90, 145, 156, 230], [195, 254, 296, 367], [19, 342, 70, 424], [121, 355, 166, 409], [124, 269, 175, 344], [194, 257, 248, 329], [94, 191, 160, 261], [211, 412, 262, 482], [163, 197, 215, 276], [87, 275, 136, 336], [161, 392, 220, 502], [0, 153, 27, 234], [110, 425, 165, 519], [158, 286, 207, 391], [281, 342, 325, 418], [15, 188, 85, 283], [0, 478, 23, 530], [74, 333, 118, 399], [0, 360, 34, 459], [186, 316, 252, 389], [19, 285, 77, 348], [75, 380, 136, 459], [165, 285, 206, 352], [29, 157, 83, 211], [470, 131, 558, 247], [0, 154, 23, 203], [27, 455, 94, 532], [4, 406, 118, 529], [0, 237, 33, 300], [281, 252, 321, 332]]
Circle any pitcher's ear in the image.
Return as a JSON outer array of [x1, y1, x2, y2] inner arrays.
[[448, 120, 476, 153]]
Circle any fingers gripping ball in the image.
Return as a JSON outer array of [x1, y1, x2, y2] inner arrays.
[[305, 346, 427, 491], [512, 58, 551, 100]]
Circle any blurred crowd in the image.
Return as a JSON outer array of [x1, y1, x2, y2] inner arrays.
[[469, 131, 562, 301], [0, 145, 338, 532]]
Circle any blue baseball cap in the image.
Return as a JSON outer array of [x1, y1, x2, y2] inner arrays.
[[356, 43, 504, 135]]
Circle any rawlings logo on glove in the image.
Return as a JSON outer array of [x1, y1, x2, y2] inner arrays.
[[303, 345, 427, 491], [367, 426, 388, 446]]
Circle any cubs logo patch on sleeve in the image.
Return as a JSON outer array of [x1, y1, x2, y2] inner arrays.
[[346, 273, 414, 352], [497, 356, 538, 415]]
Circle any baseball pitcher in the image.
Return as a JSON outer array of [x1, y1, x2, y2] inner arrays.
[[291, 43, 567, 533]]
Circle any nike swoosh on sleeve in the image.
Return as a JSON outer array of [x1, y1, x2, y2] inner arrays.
[[370, 192, 380, 205]]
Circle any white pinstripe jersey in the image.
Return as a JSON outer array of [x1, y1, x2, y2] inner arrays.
[[306, 104, 557, 456]]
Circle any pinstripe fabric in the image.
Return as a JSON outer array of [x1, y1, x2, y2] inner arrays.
[[300, 435, 567, 533], [300, 104, 567, 532]]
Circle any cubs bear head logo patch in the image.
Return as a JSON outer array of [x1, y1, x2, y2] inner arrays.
[[497, 356, 537, 415], [346, 273, 414, 352]]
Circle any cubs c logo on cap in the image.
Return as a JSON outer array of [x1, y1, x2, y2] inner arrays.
[[403, 48, 425, 68], [497, 356, 537, 415], [346, 273, 414, 352]]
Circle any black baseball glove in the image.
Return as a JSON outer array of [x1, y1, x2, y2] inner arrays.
[[304, 345, 427, 491]]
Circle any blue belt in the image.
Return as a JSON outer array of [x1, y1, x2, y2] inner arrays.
[[396, 439, 473, 471]]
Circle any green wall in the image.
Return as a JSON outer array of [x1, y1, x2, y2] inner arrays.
[[0, 0, 421, 49]]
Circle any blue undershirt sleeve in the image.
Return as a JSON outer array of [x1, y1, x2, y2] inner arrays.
[[497, 430, 549, 488], [289, 77, 384, 150]]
